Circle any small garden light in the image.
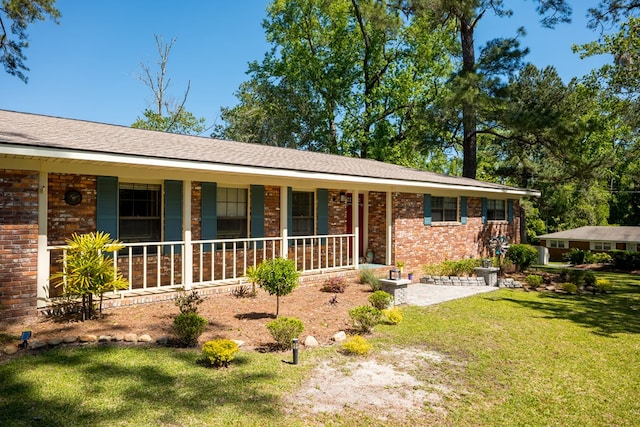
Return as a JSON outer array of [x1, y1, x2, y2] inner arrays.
[[389, 267, 401, 280], [292, 338, 299, 365]]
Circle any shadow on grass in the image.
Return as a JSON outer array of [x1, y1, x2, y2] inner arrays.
[[500, 273, 640, 337], [0, 346, 282, 426]]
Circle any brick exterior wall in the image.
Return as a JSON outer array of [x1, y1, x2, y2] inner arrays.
[[47, 173, 97, 245], [392, 193, 520, 273], [264, 186, 281, 237], [0, 170, 39, 321], [368, 191, 387, 264]]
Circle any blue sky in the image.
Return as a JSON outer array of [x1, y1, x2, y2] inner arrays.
[[0, 1, 610, 131]]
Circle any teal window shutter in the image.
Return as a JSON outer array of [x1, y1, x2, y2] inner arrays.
[[164, 180, 183, 253], [482, 198, 488, 224], [423, 194, 432, 225], [251, 185, 265, 249], [201, 182, 217, 251], [97, 176, 118, 239], [508, 199, 514, 224], [460, 196, 467, 225], [317, 188, 329, 242]]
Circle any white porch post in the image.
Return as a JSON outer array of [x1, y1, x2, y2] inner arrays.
[[352, 189, 359, 268], [363, 191, 369, 260], [280, 186, 288, 259], [36, 169, 48, 308], [386, 190, 392, 266], [183, 180, 193, 290]]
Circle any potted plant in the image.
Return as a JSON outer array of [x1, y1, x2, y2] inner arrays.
[[396, 261, 405, 273], [408, 272, 414, 281]]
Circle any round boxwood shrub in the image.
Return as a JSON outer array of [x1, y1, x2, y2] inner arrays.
[[368, 290, 393, 310], [341, 335, 372, 356], [506, 244, 538, 272], [172, 312, 207, 347], [348, 305, 382, 333], [201, 339, 239, 368], [265, 316, 304, 349]]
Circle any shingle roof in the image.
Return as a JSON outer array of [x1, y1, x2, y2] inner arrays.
[[538, 226, 640, 242], [0, 109, 535, 194]]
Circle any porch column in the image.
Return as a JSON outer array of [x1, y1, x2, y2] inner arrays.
[[352, 189, 359, 268], [363, 192, 369, 260], [386, 191, 392, 265], [280, 186, 288, 259], [183, 180, 193, 290], [36, 169, 48, 308]]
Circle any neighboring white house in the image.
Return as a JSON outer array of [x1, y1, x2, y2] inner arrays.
[[538, 226, 640, 261]]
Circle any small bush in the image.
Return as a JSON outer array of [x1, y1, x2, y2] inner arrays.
[[341, 335, 372, 355], [592, 252, 612, 264], [348, 305, 382, 333], [568, 269, 586, 286], [254, 258, 300, 317], [359, 268, 381, 291], [265, 316, 304, 349], [610, 250, 640, 271], [321, 276, 347, 293], [583, 271, 597, 287], [231, 284, 257, 298], [382, 307, 403, 324], [506, 244, 538, 272], [561, 282, 578, 294], [174, 289, 204, 314], [172, 312, 207, 347], [368, 290, 393, 309], [525, 274, 543, 288], [563, 248, 595, 265], [595, 278, 613, 293], [201, 339, 239, 367]]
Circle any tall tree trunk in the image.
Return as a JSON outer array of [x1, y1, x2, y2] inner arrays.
[[461, 16, 477, 179]]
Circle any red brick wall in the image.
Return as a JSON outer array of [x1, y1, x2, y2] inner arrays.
[[0, 170, 39, 322], [328, 189, 347, 235], [392, 193, 520, 273], [264, 186, 281, 237], [368, 191, 387, 264], [47, 173, 97, 245]]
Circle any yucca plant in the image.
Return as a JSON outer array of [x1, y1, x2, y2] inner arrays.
[[50, 232, 129, 320]]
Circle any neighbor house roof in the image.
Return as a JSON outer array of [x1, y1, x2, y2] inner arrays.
[[538, 226, 640, 243], [0, 110, 538, 196]]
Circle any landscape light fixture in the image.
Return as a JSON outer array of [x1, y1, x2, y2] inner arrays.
[[19, 330, 32, 349], [389, 267, 401, 280], [292, 338, 299, 365]]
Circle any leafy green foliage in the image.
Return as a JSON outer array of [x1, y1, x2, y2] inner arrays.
[[201, 339, 240, 368], [320, 276, 347, 293], [595, 278, 614, 293], [506, 244, 539, 272], [172, 313, 207, 347], [525, 275, 544, 288], [358, 268, 381, 291], [609, 250, 640, 270], [348, 305, 382, 333], [422, 258, 481, 276], [174, 289, 204, 314], [561, 282, 578, 294], [132, 109, 207, 135], [49, 232, 128, 320], [340, 335, 372, 356], [254, 258, 299, 317], [564, 249, 592, 265], [368, 290, 393, 310], [382, 307, 403, 325], [265, 316, 304, 349]]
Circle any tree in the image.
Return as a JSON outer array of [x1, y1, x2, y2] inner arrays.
[[254, 257, 299, 317], [132, 35, 207, 135], [0, 0, 60, 82], [216, 0, 457, 166]]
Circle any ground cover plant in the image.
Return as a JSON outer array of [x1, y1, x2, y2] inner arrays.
[[1, 270, 638, 426]]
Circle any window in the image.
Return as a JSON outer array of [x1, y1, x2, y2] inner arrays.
[[548, 240, 567, 249], [292, 191, 314, 236], [487, 199, 506, 221], [591, 241, 613, 251], [119, 183, 161, 243], [216, 187, 248, 239], [432, 197, 458, 222], [628, 243, 638, 252]]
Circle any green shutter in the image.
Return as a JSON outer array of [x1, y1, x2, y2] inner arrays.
[[201, 182, 217, 251], [97, 176, 118, 239], [250, 185, 265, 247], [423, 194, 432, 225], [460, 196, 467, 225], [317, 189, 329, 243], [508, 199, 514, 224], [164, 180, 183, 253], [482, 198, 488, 224]]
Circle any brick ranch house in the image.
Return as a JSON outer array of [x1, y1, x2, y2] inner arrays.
[[538, 226, 640, 262], [0, 110, 538, 322]]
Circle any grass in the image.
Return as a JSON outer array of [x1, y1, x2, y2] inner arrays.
[[1, 270, 639, 426]]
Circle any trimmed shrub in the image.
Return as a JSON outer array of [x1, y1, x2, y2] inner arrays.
[[172, 312, 207, 347], [348, 305, 382, 333], [382, 307, 403, 325], [321, 276, 347, 293], [561, 282, 578, 294], [610, 250, 640, 271], [525, 274, 543, 288], [254, 258, 299, 317], [595, 278, 613, 293], [506, 244, 538, 272], [592, 252, 612, 264], [265, 316, 304, 349], [568, 269, 586, 286], [175, 289, 204, 314], [583, 271, 597, 287], [359, 268, 381, 291], [368, 290, 393, 309], [202, 339, 239, 367], [563, 249, 595, 265], [341, 335, 372, 356], [424, 259, 482, 276]]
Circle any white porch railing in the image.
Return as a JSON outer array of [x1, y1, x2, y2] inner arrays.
[[45, 233, 356, 299]]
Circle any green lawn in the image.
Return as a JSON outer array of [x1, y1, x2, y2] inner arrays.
[[1, 271, 639, 426]]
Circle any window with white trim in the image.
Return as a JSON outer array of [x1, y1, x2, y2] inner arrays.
[[547, 240, 568, 249], [432, 197, 458, 222], [216, 187, 248, 239], [487, 199, 506, 221], [292, 191, 314, 236], [591, 241, 613, 251], [628, 243, 638, 252], [119, 183, 162, 243]]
